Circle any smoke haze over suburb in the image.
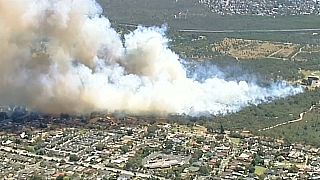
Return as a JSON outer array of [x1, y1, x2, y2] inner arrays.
[[0, 0, 302, 115]]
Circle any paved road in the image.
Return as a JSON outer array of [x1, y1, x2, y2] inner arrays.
[[178, 28, 320, 33], [117, 22, 320, 34]]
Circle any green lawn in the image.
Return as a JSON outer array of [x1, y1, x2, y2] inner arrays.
[[230, 138, 241, 145], [255, 166, 267, 176]]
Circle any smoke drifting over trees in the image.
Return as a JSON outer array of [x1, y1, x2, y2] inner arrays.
[[0, 0, 302, 115]]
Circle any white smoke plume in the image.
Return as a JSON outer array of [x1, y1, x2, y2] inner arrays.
[[0, 0, 302, 115]]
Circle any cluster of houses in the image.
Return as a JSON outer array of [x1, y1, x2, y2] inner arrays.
[[0, 122, 319, 179], [199, 0, 320, 16]]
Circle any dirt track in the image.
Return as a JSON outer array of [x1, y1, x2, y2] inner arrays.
[[258, 105, 315, 132]]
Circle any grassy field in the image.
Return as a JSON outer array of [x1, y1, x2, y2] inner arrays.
[[230, 138, 241, 145], [255, 166, 267, 176]]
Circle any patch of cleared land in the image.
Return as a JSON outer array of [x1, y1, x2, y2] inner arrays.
[[213, 38, 300, 60]]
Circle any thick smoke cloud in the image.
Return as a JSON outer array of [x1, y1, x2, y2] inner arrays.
[[0, 0, 302, 115]]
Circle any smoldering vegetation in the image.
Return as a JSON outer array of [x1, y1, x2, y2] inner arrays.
[[0, 0, 302, 116]]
